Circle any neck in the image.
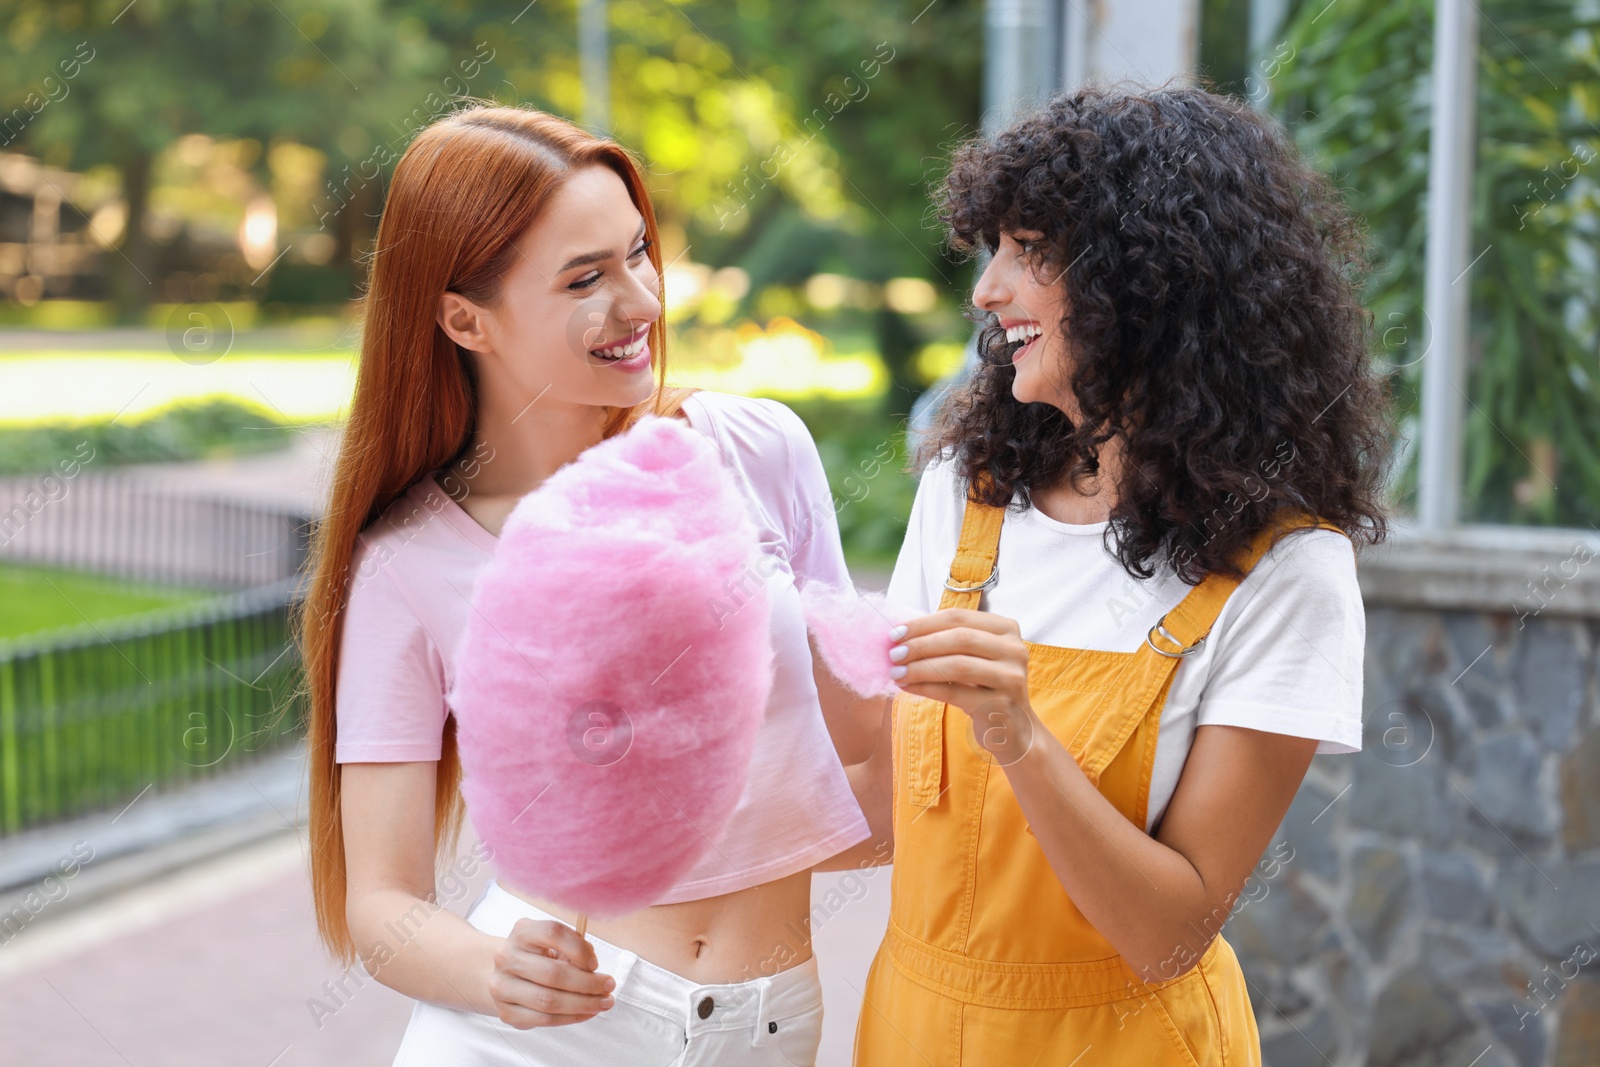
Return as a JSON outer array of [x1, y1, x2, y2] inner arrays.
[[448, 377, 615, 501], [1030, 438, 1123, 525]]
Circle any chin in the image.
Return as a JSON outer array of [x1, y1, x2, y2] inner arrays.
[[1009, 346, 1072, 410], [628, 371, 660, 401], [605, 378, 658, 413], [1010, 372, 1043, 406]]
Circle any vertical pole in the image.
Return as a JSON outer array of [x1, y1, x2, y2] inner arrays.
[[1061, 0, 1089, 92], [1417, 0, 1479, 529], [39, 652, 56, 822], [983, 0, 1061, 134], [1246, 0, 1290, 108]]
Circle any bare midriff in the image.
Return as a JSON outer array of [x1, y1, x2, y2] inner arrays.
[[504, 868, 814, 984]]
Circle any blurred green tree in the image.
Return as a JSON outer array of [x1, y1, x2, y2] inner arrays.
[[731, 0, 986, 416], [1271, 0, 1600, 526], [0, 0, 442, 322], [3, 0, 984, 386], [385, 0, 984, 413]]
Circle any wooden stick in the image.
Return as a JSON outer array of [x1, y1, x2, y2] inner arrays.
[[575, 913, 589, 940]]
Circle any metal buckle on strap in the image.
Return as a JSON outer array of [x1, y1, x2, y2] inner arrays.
[[1145, 614, 1205, 658], [945, 563, 999, 593]]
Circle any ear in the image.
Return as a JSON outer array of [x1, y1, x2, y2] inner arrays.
[[437, 290, 494, 354]]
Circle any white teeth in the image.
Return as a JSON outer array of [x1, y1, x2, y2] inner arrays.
[[1004, 322, 1043, 344], [592, 332, 647, 360]]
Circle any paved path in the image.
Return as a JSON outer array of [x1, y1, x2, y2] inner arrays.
[[0, 833, 415, 1066], [0, 828, 892, 1066]]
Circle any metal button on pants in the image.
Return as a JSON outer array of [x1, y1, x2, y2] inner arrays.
[[392, 881, 826, 1066]]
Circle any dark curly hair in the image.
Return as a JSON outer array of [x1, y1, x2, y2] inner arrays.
[[920, 83, 1395, 583]]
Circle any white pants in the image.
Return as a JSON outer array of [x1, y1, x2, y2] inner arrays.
[[392, 880, 825, 1066]]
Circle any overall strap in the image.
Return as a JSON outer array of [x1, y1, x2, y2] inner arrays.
[[1145, 512, 1345, 652], [904, 479, 1005, 808], [904, 480, 1346, 806], [1072, 511, 1346, 787], [938, 491, 1005, 610]]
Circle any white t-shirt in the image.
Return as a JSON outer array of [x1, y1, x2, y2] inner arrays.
[[885, 453, 1365, 833]]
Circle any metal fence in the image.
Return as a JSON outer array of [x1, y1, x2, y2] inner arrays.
[[0, 470, 316, 836], [0, 471, 312, 590], [0, 575, 307, 836]]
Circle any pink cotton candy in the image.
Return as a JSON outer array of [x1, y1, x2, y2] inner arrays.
[[447, 414, 774, 919], [800, 581, 919, 697]]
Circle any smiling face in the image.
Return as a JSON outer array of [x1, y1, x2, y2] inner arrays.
[[436, 164, 663, 414], [972, 229, 1075, 412]]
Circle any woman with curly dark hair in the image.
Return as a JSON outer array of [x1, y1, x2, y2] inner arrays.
[[839, 85, 1393, 1064]]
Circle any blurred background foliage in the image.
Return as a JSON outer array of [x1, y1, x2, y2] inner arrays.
[[3, 0, 1599, 548], [1239, 0, 1600, 528], [0, 0, 983, 404], [0, 0, 989, 565], [0, 398, 297, 475]]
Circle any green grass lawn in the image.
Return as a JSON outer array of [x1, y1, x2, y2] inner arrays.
[[0, 563, 215, 642]]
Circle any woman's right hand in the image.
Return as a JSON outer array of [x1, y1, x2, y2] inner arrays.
[[489, 918, 618, 1029], [342, 763, 617, 1022]]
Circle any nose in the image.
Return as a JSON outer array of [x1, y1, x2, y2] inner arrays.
[[972, 252, 1009, 313], [620, 254, 663, 330]]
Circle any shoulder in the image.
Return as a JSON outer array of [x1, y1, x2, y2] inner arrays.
[[1249, 525, 1359, 595], [920, 446, 963, 491], [1220, 524, 1364, 638], [339, 531, 442, 679], [354, 477, 443, 558], [907, 446, 970, 528], [344, 479, 452, 627], [685, 390, 807, 453], [1189, 523, 1365, 752], [346, 525, 427, 625], [682, 391, 817, 492]]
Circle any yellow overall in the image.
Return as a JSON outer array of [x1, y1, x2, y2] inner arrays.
[[854, 490, 1342, 1066]]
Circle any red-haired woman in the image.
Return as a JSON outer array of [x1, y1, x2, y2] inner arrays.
[[841, 86, 1393, 1064], [295, 104, 879, 1065]]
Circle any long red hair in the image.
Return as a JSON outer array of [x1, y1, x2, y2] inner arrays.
[[294, 102, 696, 962]]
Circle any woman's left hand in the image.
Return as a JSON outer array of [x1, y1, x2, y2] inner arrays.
[[890, 608, 1038, 763]]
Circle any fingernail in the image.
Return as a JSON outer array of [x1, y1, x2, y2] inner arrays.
[[602, 995, 614, 1007], [889, 644, 908, 662], [890, 665, 907, 679], [889, 624, 907, 641], [604, 978, 615, 992]]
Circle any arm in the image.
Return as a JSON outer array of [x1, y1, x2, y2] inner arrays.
[[1009, 717, 1313, 980], [891, 608, 1316, 979], [341, 761, 618, 1026], [765, 402, 934, 872], [812, 689, 895, 871], [809, 630, 889, 766], [781, 401, 895, 861]]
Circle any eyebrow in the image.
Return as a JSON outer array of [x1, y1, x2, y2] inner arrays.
[[557, 219, 648, 273]]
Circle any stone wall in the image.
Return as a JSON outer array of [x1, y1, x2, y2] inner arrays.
[[1227, 524, 1600, 1067]]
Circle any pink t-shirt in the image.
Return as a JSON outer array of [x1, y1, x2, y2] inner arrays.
[[333, 389, 871, 902]]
